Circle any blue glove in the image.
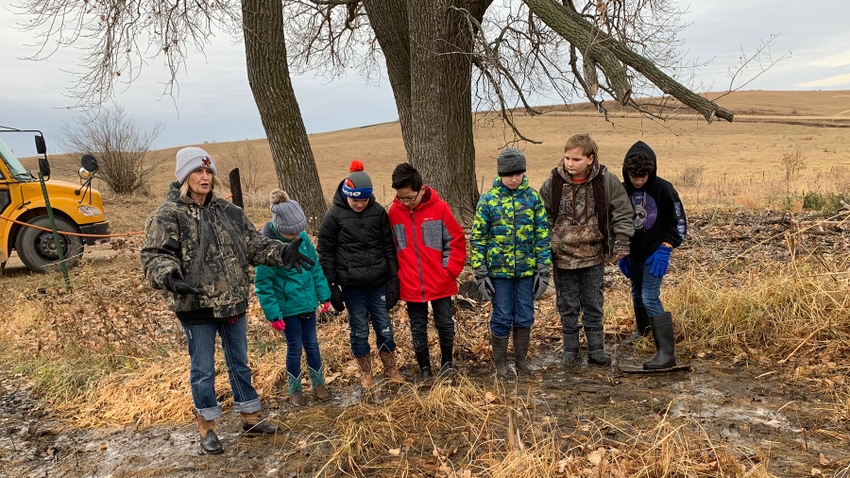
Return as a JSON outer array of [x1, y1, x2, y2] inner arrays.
[[646, 246, 671, 277], [617, 257, 630, 279]]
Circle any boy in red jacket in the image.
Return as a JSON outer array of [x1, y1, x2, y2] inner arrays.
[[388, 163, 467, 378]]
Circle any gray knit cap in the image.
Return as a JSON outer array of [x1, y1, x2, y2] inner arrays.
[[497, 147, 527, 176], [175, 147, 217, 184], [269, 189, 307, 235]]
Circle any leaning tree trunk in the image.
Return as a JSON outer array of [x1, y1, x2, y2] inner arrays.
[[241, 0, 328, 228]]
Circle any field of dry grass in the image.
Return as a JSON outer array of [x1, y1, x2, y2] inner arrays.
[[3, 90, 850, 477]]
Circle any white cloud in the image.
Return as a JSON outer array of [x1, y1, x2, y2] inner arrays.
[[809, 52, 850, 68], [796, 73, 850, 88]]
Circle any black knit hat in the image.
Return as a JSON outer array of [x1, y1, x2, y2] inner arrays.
[[497, 147, 527, 176]]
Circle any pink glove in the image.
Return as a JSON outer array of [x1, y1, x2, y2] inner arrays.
[[270, 320, 285, 331], [320, 301, 331, 314]]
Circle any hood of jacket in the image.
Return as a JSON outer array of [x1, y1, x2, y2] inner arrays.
[[622, 141, 658, 191]]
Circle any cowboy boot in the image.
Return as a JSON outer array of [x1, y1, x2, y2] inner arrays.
[[622, 305, 651, 345], [308, 366, 332, 402], [644, 312, 676, 370], [241, 411, 280, 434], [439, 343, 456, 377], [415, 348, 432, 379], [288, 372, 306, 407], [379, 350, 405, 383], [490, 333, 516, 382], [562, 331, 580, 369], [512, 327, 540, 374], [355, 355, 376, 389], [195, 412, 223, 455], [586, 328, 611, 366]]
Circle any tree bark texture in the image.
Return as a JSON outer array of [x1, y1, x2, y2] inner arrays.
[[241, 0, 328, 228], [369, 0, 482, 226]]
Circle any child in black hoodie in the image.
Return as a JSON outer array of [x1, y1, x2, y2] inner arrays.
[[618, 141, 687, 369]]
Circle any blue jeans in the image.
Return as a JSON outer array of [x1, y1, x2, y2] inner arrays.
[[554, 264, 605, 334], [183, 314, 261, 421], [282, 312, 323, 379], [489, 277, 535, 337], [344, 284, 397, 357], [627, 256, 666, 316]]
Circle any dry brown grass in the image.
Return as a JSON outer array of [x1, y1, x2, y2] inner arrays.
[[4, 91, 850, 476], [271, 379, 774, 477]]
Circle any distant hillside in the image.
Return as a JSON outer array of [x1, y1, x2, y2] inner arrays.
[[21, 90, 850, 204]]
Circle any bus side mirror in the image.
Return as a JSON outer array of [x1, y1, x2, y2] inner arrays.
[[35, 135, 50, 179], [35, 135, 46, 155], [81, 154, 99, 174]]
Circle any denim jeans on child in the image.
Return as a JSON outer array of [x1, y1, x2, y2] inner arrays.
[[489, 276, 535, 337], [344, 283, 397, 357], [626, 256, 666, 316], [407, 296, 455, 352], [183, 314, 261, 421], [554, 264, 605, 334], [282, 312, 322, 379]]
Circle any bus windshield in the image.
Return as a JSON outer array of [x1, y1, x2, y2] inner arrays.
[[0, 137, 33, 179]]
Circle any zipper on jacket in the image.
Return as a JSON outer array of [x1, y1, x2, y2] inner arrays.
[[409, 208, 427, 302]]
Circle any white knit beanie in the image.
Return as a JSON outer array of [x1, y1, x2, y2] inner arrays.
[[175, 147, 217, 184]]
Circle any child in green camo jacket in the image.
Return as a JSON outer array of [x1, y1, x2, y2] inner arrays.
[[470, 147, 551, 382]]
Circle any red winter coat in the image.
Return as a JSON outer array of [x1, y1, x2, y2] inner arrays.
[[388, 186, 467, 303]]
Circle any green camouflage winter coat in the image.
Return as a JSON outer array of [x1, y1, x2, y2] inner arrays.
[[141, 182, 288, 323], [470, 176, 551, 278]]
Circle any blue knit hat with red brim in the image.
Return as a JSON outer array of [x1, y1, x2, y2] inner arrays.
[[342, 160, 373, 199]]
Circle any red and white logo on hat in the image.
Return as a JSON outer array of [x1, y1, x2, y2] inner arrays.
[[201, 157, 212, 168]]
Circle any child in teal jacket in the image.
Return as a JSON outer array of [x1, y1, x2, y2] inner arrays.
[[254, 190, 332, 407]]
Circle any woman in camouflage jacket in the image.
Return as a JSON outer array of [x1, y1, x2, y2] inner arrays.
[[141, 147, 312, 455]]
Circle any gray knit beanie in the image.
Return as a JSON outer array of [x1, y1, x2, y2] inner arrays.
[[269, 189, 307, 235], [497, 147, 527, 176], [175, 147, 217, 184]]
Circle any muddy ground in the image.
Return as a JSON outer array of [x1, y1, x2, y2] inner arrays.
[[2, 345, 848, 477], [2, 209, 849, 477]]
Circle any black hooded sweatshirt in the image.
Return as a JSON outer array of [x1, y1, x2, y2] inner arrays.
[[621, 141, 687, 262]]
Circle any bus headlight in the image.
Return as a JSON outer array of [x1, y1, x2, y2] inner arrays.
[[78, 205, 102, 216]]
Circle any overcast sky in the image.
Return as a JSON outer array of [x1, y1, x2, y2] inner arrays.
[[1, 1, 848, 157]]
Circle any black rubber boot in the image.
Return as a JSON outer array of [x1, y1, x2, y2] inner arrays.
[[415, 348, 432, 379], [562, 332, 580, 369], [622, 305, 651, 345], [644, 312, 676, 370], [439, 344, 455, 377], [512, 327, 540, 374], [585, 328, 611, 366], [490, 333, 516, 382]]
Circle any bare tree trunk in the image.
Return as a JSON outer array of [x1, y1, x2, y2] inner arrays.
[[363, 0, 415, 153], [368, 0, 482, 226], [443, 1, 485, 224], [241, 0, 327, 228]]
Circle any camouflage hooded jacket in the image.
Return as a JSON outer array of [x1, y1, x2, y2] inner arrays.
[[141, 182, 288, 323], [470, 175, 552, 278]]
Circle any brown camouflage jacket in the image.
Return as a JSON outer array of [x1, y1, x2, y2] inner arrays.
[[540, 162, 634, 270], [140, 182, 287, 320]]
